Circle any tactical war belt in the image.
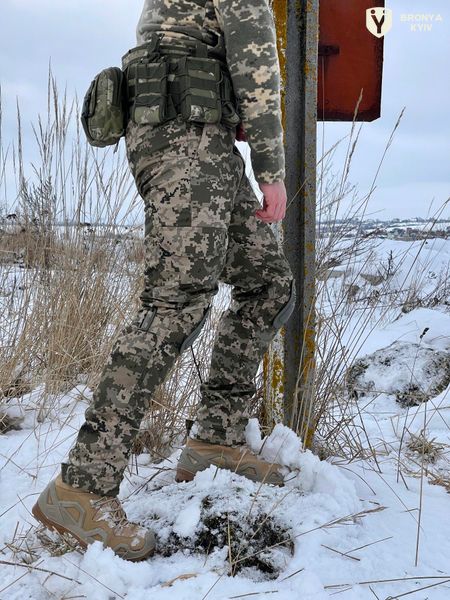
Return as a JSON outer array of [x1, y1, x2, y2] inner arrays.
[[81, 33, 241, 148]]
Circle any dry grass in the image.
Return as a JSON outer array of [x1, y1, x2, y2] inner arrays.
[[0, 79, 143, 404], [406, 431, 446, 464]]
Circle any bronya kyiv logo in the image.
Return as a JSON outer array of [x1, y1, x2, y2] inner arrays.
[[366, 7, 393, 37]]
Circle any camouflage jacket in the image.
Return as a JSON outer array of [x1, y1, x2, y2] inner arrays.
[[136, 0, 285, 184]]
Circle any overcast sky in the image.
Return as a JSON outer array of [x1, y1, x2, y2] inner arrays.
[[0, 0, 449, 221]]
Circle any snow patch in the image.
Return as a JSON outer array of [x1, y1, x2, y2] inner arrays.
[[347, 340, 450, 405]]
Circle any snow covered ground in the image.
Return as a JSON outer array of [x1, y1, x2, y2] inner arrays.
[[1, 236, 449, 599]]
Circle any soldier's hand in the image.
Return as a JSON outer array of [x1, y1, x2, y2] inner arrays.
[[255, 181, 287, 223]]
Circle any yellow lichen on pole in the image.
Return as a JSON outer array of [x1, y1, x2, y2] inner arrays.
[[272, 0, 288, 133]]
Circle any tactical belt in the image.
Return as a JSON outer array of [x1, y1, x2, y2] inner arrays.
[[122, 33, 241, 129]]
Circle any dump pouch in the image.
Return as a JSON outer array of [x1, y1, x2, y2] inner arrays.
[[81, 67, 127, 148], [177, 56, 222, 124]]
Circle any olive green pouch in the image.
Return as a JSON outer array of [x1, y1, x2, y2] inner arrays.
[[177, 56, 222, 124], [127, 57, 171, 125], [81, 67, 127, 148]]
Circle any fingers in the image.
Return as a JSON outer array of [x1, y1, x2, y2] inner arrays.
[[255, 184, 286, 223], [255, 207, 283, 223]]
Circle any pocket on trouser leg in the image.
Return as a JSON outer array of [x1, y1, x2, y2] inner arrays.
[[156, 226, 228, 294]]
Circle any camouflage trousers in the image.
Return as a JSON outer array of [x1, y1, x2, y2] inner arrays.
[[61, 116, 295, 497]]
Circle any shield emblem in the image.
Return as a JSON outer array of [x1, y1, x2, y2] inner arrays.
[[366, 7, 393, 38]]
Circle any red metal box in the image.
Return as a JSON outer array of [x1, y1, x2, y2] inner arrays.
[[318, 0, 385, 121]]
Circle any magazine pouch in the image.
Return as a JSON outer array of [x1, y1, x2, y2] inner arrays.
[[177, 55, 222, 124]]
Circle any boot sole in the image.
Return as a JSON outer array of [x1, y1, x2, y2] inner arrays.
[[31, 502, 153, 562]]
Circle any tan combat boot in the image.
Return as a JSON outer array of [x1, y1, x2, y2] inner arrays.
[[32, 475, 155, 561], [176, 438, 285, 486]]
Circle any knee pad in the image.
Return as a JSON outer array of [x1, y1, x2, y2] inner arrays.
[[180, 305, 212, 353], [272, 279, 296, 329]]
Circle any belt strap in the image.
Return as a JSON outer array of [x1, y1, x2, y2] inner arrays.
[[122, 33, 225, 70]]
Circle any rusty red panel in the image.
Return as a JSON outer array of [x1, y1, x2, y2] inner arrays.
[[318, 0, 385, 121]]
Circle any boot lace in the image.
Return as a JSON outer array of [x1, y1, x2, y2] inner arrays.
[[91, 497, 132, 532]]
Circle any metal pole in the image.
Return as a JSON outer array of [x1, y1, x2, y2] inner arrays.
[[264, 0, 318, 448]]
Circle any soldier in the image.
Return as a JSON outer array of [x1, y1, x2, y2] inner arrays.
[[32, 0, 296, 561]]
